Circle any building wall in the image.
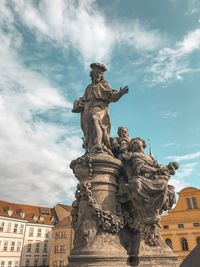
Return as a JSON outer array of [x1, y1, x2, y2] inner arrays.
[[160, 187, 200, 263], [0, 216, 25, 267], [49, 223, 73, 267], [0, 200, 57, 267], [20, 223, 53, 267]]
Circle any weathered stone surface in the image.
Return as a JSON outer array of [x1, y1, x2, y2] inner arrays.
[[67, 63, 180, 267], [68, 153, 128, 266]]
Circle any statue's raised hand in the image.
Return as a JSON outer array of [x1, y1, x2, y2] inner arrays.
[[119, 86, 129, 96]]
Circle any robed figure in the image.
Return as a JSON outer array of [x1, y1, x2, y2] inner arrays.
[[72, 63, 128, 154]]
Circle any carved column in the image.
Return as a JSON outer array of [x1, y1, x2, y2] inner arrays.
[[68, 153, 128, 267]]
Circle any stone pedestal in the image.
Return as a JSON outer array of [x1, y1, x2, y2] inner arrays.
[[129, 237, 180, 267], [68, 153, 128, 267]]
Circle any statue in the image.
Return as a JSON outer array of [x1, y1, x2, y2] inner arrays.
[[110, 126, 131, 158], [68, 63, 180, 267], [72, 63, 128, 154], [118, 137, 178, 246]]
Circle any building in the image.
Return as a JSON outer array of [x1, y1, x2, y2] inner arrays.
[[0, 203, 25, 267], [160, 187, 200, 263], [20, 205, 57, 267], [0, 200, 57, 267], [49, 204, 73, 267]]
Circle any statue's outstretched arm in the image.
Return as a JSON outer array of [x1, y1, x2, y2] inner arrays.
[[110, 86, 129, 102]]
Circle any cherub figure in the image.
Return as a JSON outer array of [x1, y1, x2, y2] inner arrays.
[[110, 127, 131, 158]]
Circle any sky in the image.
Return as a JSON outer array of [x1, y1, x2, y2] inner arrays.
[[0, 0, 200, 206]]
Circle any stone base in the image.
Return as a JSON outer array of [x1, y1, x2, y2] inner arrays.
[[68, 255, 128, 267], [131, 238, 180, 267]]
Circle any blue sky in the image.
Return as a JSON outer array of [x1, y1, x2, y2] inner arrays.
[[0, 0, 200, 206]]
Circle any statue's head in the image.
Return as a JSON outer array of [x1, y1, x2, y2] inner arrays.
[[90, 63, 107, 83], [130, 137, 146, 152], [117, 127, 129, 138]]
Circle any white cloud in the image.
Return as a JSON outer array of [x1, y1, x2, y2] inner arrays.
[[185, 0, 200, 16], [116, 20, 166, 52], [0, 4, 82, 206], [162, 142, 176, 147], [159, 111, 178, 120], [9, 0, 166, 65], [170, 162, 198, 192], [146, 27, 200, 85], [167, 152, 200, 161]]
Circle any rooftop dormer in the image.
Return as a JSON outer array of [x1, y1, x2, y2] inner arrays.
[[16, 209, 25, 219], [4, 207, 13, 217]]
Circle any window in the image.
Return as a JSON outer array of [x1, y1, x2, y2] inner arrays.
[[11, 241, 15, 251], [192, 197, 198, 208], [0, 261, 5, 267], [178, 224, 184, 228], [8, 261, 12, 267], [61, 231, 67, 238], [17, 241, 21, 252], [29, 227, 34, 237], [0, 221, 5, 232], [25, 259, 30, 267], [19, 224, 24, 234], [163, 225, 169, 229], [14, 261, 19, 267], [7, 222, 12, 232], [193, 222, 200, 227], [13, 224, 18, 233], [181, 238, 189, 251], [54, 245, 58, 253], [34, 258, 38, 266], [42, 259, 46, 266], [45, 229, 49, 238], [35, 243, 40, 253], [37, 228, 42, 237], [43, 242, 48, 253], [196, 237, 200, 245], [186, 198, 192, 209], [27, 244, 32, 253], [3, 241, 8, 251], [165, 238, 173, 249]]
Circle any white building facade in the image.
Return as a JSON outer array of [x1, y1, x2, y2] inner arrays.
[[0, 215, 25, 267], [20, 222, 53, 267], [0, 201, 57, 267]]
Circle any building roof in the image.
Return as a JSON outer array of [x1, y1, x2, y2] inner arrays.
[[57, 203, 73, 211], [179, 187, 200, 194], [180, 244, 200, 267], [54, 216, 72, 228], [0, 200, 57, 225]]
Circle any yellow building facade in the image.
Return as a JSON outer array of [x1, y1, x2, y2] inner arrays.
[[49, 204, 73, 267], [160, 187, 200, 263]]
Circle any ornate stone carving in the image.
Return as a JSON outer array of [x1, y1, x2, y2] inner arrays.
[[68, 63, 179, 267], [117, 137, 178, 246]]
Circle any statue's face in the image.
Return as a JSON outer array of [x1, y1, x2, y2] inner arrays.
[[91, 70, 103, 83], [118, 127, 128, 138]]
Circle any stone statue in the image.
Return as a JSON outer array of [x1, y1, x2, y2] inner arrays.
[[110, 126, 131, 158], [72, 63, 128, 154], [68, 64, 180, 267], [118, 137, 178, 246]]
